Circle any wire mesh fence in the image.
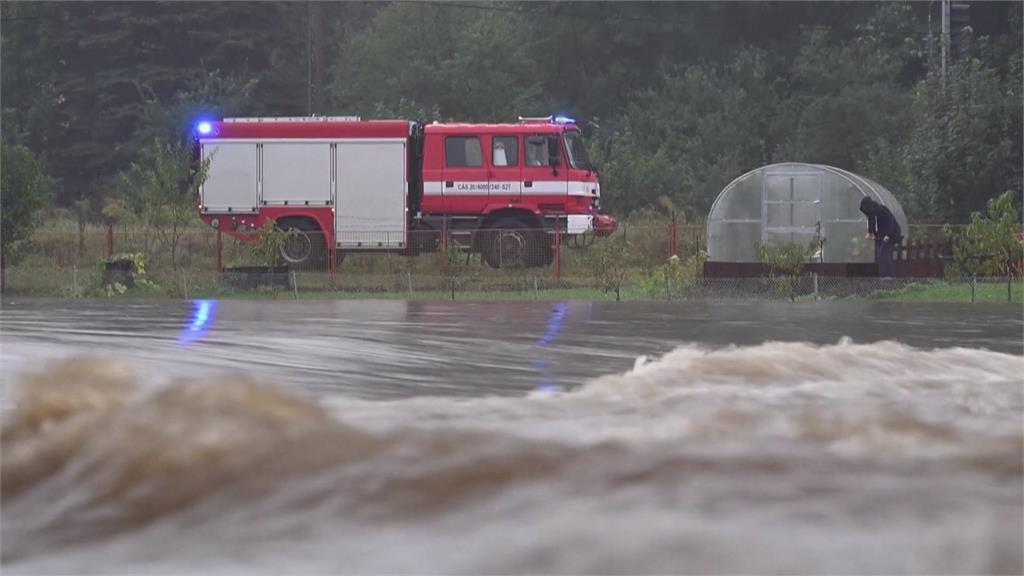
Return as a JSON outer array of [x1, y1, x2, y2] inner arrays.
[[4, 222, 1013, 303], [674, 276, 1022, 302], [5, 262, 1020, 303]]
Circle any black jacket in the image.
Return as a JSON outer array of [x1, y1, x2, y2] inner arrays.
[[859, 197, 902, 242]]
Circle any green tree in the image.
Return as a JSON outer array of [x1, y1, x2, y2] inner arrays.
[[1, 144, 49, 270], [774, 4, 922, 172], [3, 0, 1020, 230], [904, 57, 1021, 223], [588, 236, 633, 301], [136, 68, 260, 151], [2, 2, 307, 205], [118, 138, 209, 268], [0, 2, 63, 152], [948, 191, 1023, 279], [332, 2, 545, 121], [642, 251, 708, 299], [591, 49, 777, 216]]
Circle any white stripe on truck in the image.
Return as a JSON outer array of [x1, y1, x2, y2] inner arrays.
[[423, 181, 596, 196]]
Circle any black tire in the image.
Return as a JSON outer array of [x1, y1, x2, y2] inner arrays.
[[529, 232, 555, 268], [482, 218, 549, 269], [409, 223, 440, 256], [278, 219, 327, 271]]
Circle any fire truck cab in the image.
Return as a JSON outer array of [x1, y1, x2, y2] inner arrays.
[[196, 115, 615, 270]]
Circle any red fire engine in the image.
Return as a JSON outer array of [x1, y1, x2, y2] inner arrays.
[[195, 115, 616, 270]]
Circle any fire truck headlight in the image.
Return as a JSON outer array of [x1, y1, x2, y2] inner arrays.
[[210, 218, 220, 230], [196, 121, 212, 135]]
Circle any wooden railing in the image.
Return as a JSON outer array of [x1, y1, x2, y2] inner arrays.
[[892, 239, 951, 278]]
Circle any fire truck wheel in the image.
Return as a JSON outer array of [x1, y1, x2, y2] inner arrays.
[[529, 240, 555, 268], [278, 219, 326, 270], [483, 219, 544, 269], [409, 223, 439, 255]]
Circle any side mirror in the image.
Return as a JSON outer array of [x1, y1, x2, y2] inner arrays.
[[549, 153, 560, 167]]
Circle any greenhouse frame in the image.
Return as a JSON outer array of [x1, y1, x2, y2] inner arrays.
[[706, 163, 909, 264]]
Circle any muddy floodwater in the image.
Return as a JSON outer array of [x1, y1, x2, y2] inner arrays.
[[2, 299, 1022, 574]]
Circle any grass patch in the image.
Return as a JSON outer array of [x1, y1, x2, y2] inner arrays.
[[190, 286, 628, 301], [7, 268, 1021, 303], [866, 280, 1023, 302]]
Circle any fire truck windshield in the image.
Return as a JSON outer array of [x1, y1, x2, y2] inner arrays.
[[563, 130, 592, 170]]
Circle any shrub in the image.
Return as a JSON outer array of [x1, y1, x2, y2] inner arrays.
[[588, 236, 633, 301], [946, 191, 1023, 278]]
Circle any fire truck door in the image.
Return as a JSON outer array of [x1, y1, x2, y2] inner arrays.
[[487, 134, 521, 199], [522, 134, 567, 198], [442, 135, 488, 197]]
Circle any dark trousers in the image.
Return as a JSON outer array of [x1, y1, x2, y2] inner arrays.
[[875, 240, 894, 278]]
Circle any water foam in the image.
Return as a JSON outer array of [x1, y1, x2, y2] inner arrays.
[[2, 342, 1021, 573]]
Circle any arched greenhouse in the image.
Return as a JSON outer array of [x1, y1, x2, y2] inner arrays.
[[706, 163, 909, 263]]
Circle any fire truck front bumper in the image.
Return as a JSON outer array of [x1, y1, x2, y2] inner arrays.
[[593, 213, 617, 236]]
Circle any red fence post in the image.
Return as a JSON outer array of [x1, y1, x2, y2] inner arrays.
[[329, 235, 337, 284], [666, 220, 672, 258], [553, 228, 561, 280], [670, 216, 678, 258], [215, 229, 223, 273], [106, 222, 114, 259]]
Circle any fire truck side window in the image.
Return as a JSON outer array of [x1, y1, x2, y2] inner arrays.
[[492, 136, 518, 167], [525, 135, 549, 167], [445, 136, 482, 167]]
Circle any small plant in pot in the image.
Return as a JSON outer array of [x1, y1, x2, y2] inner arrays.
[[100, 252, 156, 296]]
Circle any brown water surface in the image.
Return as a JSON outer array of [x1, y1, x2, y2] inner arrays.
[[2, 299, 1021, 574]]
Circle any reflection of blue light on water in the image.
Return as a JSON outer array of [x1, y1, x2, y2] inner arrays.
[[178, 299, 217, 344], [538, 302, 570, 348], [533, 302, 570, 391], [536, 382, 561, 393]]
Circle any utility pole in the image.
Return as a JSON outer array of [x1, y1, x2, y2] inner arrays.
[[941, 0, 949, 90], [312, 3, 325, 114], [307, 0, 313, 116], [928, 0, 935, 71]]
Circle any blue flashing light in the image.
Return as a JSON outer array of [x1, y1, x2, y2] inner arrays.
[[553, 115, 576, 125], [196, 121, 213, 135]]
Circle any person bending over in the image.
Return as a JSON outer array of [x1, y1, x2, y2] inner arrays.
[[859, 197, 901, 279]]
